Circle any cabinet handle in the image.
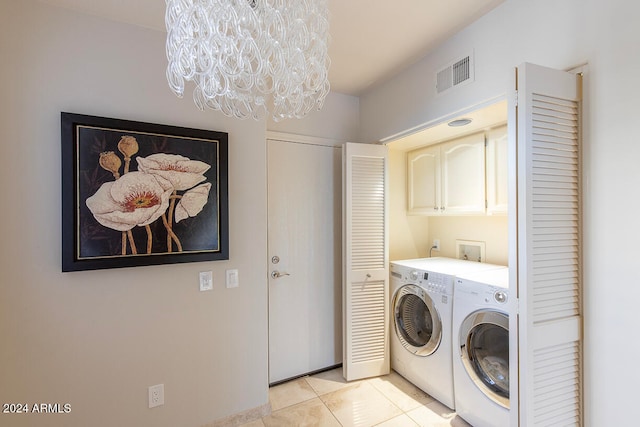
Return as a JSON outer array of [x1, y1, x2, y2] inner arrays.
[[440, 206, 445, 211]]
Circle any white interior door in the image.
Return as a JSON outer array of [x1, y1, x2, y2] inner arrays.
[[267, 138, 342, 384], [510, 63, 583, 426]]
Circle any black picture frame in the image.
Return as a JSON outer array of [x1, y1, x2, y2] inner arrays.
[[61, 112, 229, 272]]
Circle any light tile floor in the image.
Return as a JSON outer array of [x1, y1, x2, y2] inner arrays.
[[240, 368, 471, 427]]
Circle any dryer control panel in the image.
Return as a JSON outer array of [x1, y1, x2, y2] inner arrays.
[[493, 289, 508, 304], [455, 278, 509, 307]]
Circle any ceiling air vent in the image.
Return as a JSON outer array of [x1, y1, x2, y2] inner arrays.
[[436, 52, 474, 94]]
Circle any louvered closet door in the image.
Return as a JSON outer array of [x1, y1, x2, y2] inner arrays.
[[513, 63, 583, 426], [342, 142, 389, 381]]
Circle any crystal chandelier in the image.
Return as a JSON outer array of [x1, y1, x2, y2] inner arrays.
[[165, 0, 331, 122]]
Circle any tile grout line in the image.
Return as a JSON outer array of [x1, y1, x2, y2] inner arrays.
[[259, 369, 467, 427], [306, 375, 410, 427], [366, 378, 413, 426], [302, 376, 345, 427]]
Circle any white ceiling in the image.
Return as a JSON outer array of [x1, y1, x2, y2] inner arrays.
[[39, 0, 505, 96]]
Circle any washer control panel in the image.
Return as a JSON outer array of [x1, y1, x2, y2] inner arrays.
[[404, 270, 453, 295]]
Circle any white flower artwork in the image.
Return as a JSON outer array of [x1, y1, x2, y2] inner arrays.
[[62, 113, 228, 272], [86, 171, 173, 231], [83, 135, 216, 256]]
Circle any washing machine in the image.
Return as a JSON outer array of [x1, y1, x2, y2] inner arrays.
[[452, 267, 510, 427], [390, 257, 506, 410]]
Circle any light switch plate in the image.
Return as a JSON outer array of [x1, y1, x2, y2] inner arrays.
[[226, 269, 239, 288], [199, 271, 213, 291]]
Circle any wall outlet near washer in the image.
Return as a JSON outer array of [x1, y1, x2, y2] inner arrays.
[[148, 384, 164, 408]]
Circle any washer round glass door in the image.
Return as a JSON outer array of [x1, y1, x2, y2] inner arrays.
[[393, 284, 442, 356], [459, 310, 509, 408]]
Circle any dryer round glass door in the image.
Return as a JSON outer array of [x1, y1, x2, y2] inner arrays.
[[393, 284, 442, 356], [459, 310, 509, 409]]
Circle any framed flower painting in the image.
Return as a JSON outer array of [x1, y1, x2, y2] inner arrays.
[[61, 113, 229, 272]]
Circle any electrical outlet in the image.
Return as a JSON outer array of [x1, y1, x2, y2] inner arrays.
[[148, 384, 164, 408], [433, 239, 440, 251]]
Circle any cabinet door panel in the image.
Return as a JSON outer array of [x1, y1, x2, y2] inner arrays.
[[407, 146, 440, 214], [441, 133, 485, 214], [486, 125, 508, 214]]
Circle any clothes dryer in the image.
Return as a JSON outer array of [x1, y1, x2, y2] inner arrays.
[[453, 267, 510, 427], [390, 257, 506, 410]]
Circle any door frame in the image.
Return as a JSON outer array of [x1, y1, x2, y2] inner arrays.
[[266, 131, 343, 148]]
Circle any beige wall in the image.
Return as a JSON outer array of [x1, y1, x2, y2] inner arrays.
[[0, 1, 359, 426]]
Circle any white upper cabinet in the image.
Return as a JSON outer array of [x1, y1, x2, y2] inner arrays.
[[408, 132, 486, 215], [441, 133, 486, 214], [486, 125, 509, 215], [407, 145, 440, 214]]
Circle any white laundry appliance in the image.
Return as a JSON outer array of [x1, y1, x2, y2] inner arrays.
[[390, 257, 506, 410], [452, 267, 510, 427]]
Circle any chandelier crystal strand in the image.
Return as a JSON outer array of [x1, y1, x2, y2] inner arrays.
[[165, 0, 330, 122]]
